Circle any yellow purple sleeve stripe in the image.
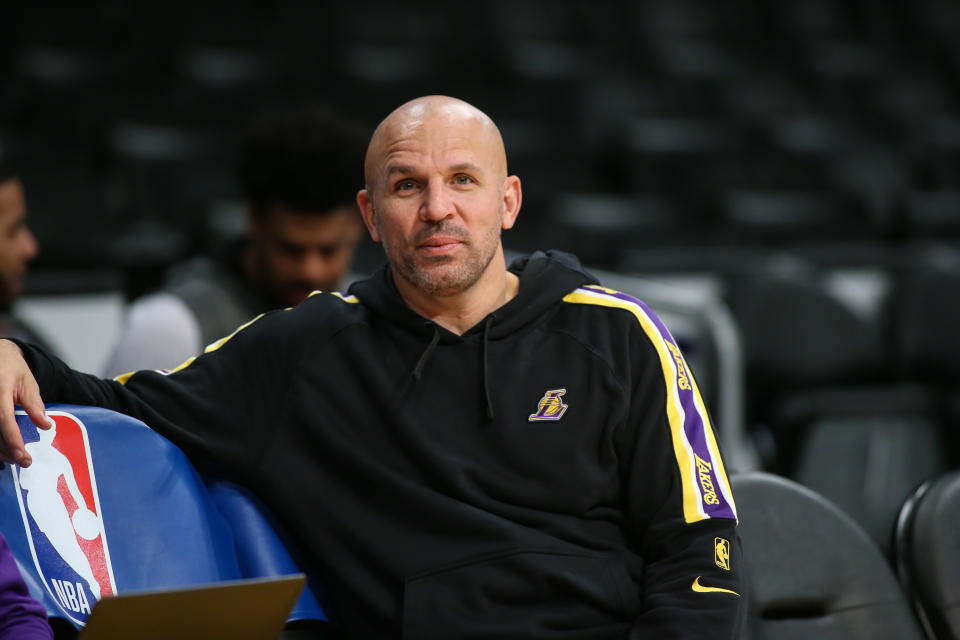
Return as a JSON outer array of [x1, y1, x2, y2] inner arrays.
[[118, 313, 265, 386], [114, 354, 199, 386], [692, 374, 737, 514], [562, 289, 702, 521], [306, 290, 359, 303], [203, 313, 266, 354], [201, 291, 357, 356], [116, 292, 361, 385], [562, 287, 737, 523]]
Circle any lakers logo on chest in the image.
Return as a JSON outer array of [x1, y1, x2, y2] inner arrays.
[[529, 389, 569, 422]]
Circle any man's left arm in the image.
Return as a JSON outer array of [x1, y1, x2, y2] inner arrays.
[[621, 309, 745, 639], [629, 515, 744, 638]]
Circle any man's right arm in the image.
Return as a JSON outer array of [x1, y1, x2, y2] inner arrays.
[[0, 339, 51, 466], [0, 337, 159, 466], [0, 297, 307, 471]]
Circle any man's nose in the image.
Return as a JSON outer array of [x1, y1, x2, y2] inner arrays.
[[419, 178, 454, 222]]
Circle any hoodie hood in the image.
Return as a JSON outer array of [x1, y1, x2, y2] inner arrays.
[[349, 250, 598, 421], [349, 250, 598, 340]]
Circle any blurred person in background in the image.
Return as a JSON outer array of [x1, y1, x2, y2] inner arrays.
[[0, 160, 50, 351], [103, 105, 367, 376], [0, 531, 53, 639]]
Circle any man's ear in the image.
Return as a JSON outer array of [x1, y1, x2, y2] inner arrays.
[[356, 189, 381, 242], [501, 176, 522, 230]]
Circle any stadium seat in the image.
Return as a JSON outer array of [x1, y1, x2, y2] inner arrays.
[[899, 189, 960, 239], [206, 480, 329, 624], [717, 188, 869, 245], [0, 404, 328, 636], [726, 272, 886, 396], [614, 115, 750, 197], [105, 121, 237, 228], [631, 0, 755, 37], [888, 262, 960, 463], [890, 262, 960, 383], [552, 193, 707, 268], [903, 116, 960, 190], [768, 0, 858, 37], [718, 76, 816, 119], [727, 271, 946, 550], [783, 385, 944, 553], [894, 471, 960, 640], [733, 471, 925, 639]]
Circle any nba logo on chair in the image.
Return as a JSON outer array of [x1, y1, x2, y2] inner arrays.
[[10, 410, 117, 626]]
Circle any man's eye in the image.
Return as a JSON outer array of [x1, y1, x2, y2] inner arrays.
[[396, 180, 416, 191], [454, 175, 473, 185]]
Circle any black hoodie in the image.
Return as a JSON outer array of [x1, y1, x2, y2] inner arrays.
[[17, 250, 744, 639]]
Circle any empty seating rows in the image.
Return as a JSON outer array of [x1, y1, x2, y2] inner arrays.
[[2, 0, 960, 283], [716, 254, 960, 557]]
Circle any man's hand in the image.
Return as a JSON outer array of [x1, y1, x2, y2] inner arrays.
[[0, 339, 48, 467]]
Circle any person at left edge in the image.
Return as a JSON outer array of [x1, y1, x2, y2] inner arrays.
[[0, 158, 48, 350], [0, 531, 53, 639]]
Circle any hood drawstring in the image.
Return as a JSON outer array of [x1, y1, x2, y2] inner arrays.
[[482, 314, 495, 421], [410, 317, 496, 422], [412, 323, 440, 381]]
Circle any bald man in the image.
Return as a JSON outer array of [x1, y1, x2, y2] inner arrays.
[[0, 96, 744, 638]]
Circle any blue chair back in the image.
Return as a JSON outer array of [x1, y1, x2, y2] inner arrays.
[[0, 404, 327, 629]]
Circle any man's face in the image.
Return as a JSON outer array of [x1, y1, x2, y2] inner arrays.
[[248, 204, 364, 307], [357, 106, 521, 297], [0, 179, 38, 309]]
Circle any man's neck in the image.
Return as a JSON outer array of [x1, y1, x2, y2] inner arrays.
[[394, 254, 520, 336]]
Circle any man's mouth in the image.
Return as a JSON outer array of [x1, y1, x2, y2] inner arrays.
[[417, 236, 462, 255]]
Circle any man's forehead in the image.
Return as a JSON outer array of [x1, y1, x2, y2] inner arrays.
[[375, 126, 501, 178], [382, 146, 488, 175], [366, 97, 506, 184], [386, 156, 483, 170]]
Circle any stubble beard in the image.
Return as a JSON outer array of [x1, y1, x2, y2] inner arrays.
[[385, 217, 502, 297]]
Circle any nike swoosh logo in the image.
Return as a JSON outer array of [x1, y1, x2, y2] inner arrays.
[[692, 576, 740, 596]]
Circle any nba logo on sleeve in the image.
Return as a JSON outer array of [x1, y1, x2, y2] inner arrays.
[[11, 410, 117, 626]]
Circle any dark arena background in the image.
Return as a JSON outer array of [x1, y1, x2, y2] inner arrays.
[[3, 1, 960, 637]]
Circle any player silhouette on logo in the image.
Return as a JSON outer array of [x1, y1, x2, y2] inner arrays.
[[18, 419, 102, 599]]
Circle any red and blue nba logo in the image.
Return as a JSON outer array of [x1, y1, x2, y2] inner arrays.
[[11, 410, 117, 626]]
